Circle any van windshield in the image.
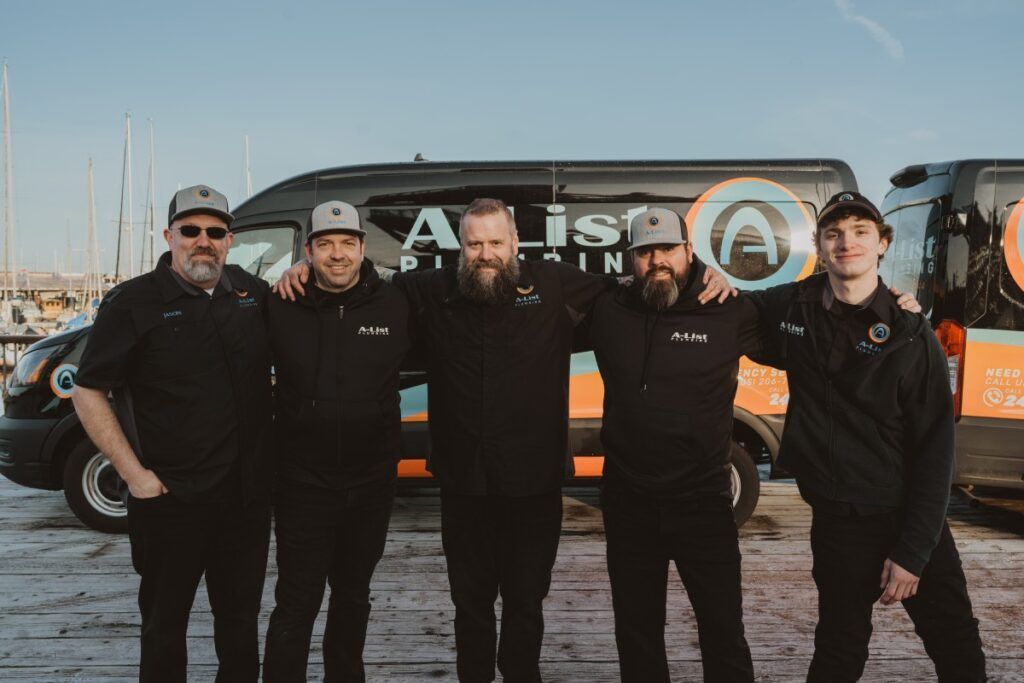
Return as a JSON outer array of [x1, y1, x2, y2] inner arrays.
[[880, 202, 940, 315], [227, 226, 297, 284]]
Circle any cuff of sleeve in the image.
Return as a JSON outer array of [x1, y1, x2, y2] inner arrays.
[[888, 545, 927, 577]]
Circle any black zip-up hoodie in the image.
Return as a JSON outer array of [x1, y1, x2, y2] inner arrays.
[[267, 259, 411, 489], [755, 273, 955, 575], [587, 258, 765, 499]]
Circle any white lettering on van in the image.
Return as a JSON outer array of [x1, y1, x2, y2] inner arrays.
[[402, 208, 460, 250]]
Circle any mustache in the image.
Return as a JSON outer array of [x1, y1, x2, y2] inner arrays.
[[189, 246, 218, 259], [643, 265, 676, 280], [470, 257, 506, 270]]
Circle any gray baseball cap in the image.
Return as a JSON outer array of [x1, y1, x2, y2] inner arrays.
[[168, 185, 233, 225], [628, 208, 688, 250], [308, 201, 366, 242]]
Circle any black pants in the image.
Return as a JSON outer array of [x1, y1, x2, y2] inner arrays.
[[808, 510, 986, 682], [601, 483, 754, 683], [263, 478, 396, 682], [126, 491, 271, 683], [440, 489, 562, 683]]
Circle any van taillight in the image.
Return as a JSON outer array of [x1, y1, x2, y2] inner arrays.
[[934, 320, 966, 420]]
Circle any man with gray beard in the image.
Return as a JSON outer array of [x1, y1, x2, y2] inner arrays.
[[74, 185, 274, 682]]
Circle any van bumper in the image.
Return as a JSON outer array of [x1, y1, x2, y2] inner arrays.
[[0, 415, 61, 490], [955, 416, 1024, 491]]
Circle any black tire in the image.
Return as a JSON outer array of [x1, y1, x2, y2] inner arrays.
[[62, 439, 128, 533], [729, 441, 760, 527]]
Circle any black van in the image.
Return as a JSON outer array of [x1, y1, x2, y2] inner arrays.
[[0, 159, 858, 531], [883, 160, 1024, 491]]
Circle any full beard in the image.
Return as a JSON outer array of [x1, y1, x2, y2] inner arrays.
[[457, 254, 520, 305], [642, 266, 684, 311], [182, 247, 223, 284]]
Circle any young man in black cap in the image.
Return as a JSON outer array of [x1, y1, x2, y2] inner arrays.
[[584, 207, 761, 682], [262, 201, 412, 682], [754, 192, 986, 681], [73, 185, 274, 682]]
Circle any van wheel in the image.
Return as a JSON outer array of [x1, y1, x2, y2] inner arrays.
[[729, 442, 760, 527], [62, 440, 127, 533]]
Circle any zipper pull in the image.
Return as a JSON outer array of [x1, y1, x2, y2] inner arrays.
[[338, 305, 345, 320]]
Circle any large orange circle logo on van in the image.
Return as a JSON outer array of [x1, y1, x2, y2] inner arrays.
[[685, 177, 817, 289], [1006, 199, 1024, 292]]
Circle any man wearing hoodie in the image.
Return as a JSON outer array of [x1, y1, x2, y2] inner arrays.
[[262, 201, 412, 682], [584, 208, 762, 682], [754, 192, 985, 681]]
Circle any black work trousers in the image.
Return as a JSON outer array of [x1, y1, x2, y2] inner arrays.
[[263, 477, 396, 683], [126, 490, 272, 683], [440, 489, 563, 683], [807, 509, 986, 682], [601, 482, 754, 683]]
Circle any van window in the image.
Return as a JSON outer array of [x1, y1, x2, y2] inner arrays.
[[227, 225, 297, 284], [880, 202, 940, 315], [993, 198, 1024, 330]]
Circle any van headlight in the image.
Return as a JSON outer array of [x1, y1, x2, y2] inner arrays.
[[8, 345, 66, 389]]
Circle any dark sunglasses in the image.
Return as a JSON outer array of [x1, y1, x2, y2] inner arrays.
[[175, 225, 229, 240]]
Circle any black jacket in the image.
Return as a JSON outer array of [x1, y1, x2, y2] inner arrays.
[[588, 259, 765, 499], [755, 273, 955, 575], [396, 260, 613, 496], [267, 259, 412, 489]]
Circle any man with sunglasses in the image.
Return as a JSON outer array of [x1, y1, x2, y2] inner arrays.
[[73, 185, 274, 682]]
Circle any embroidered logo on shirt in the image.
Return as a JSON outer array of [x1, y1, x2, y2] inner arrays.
[[235, 295, 259, 309], [868, 322, 891, 344], [358, 326, 390, 336], [514, 293, 542, 307], [780, 321, 805, 336], [162, 310, 183, 319], [856, 340, 883, 356], [670, 331, 708, 343], [516, 285, 535, 295]]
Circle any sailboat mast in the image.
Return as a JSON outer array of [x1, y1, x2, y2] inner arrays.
[[85, 158, 101, 309], [244, 134, 253, 198], [125, 113, 134, 278], [141, 119, 156, 273], [2, 62, 16, 299]]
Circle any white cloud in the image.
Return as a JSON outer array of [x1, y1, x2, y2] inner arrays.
[[835, 0, 905, 60]]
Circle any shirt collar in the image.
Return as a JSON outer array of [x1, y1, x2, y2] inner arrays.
[[821, 275, 898, 323], [154, 251, 233, 303]]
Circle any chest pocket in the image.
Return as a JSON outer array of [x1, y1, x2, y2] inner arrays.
[[136, 309, 222, 380]]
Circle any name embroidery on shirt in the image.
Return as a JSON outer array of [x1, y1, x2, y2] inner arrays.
[[781, 321, 805, 336]]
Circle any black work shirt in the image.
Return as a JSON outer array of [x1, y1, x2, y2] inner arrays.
[[396, 260, 615, 496], [801, 278, 900, 516], [76, 252, 274, 503]]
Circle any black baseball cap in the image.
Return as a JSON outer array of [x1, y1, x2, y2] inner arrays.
[[817, 191, 882, 227], [168, 185, 234, 226]]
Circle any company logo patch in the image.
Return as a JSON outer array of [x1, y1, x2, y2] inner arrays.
[[234, 289, 249, 297], [839, 193, 854, 202], [332, 207, 342, 216], [856, 340, 883, 356], [650, 216, 660, 226], [358, 326, 389, 336], [685, 177, 816, 290], [780, 321, 805, 337], [868, 322, 891, 344], [516, 285, 535, 295], [50, 363, 77, 399], [514, 293, 542, 307], [162, 309, 183, 319], [670, 331, 708, 343]]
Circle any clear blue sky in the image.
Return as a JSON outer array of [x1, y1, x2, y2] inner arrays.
[[1, 0, 1021, 272]]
